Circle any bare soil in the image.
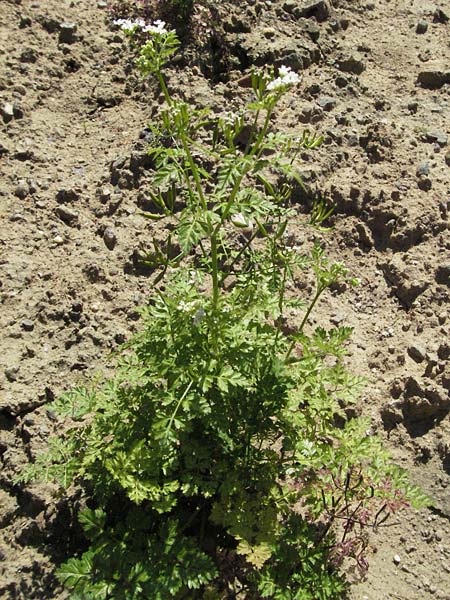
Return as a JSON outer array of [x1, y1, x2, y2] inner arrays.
[[0, 0, 449, 598]]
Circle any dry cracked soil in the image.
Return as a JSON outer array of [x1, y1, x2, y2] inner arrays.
[[0, 0, 449, 598]]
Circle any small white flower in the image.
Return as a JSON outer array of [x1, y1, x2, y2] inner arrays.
[[142, 19, 169, 35], [267, 65, 301, 91], [177, 300, 198, 312], [114, 18, 145, 33], [231, 212, 254, 231]]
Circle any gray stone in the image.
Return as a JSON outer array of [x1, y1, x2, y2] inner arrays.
[[335, 75, 348, 88], [19, 15, 32, 28], [59, 22, 77, 44], [20, 48, 38, 63], [56, 187, 80, 203], [417, 160, 430, 178], [317, 95, 337, 111], [1, 102, 14, 123], [14, 181, 30, 199], [55, 205, 79, 225], [336, 52, 366, 75], [417, 176, 432, 191], [408, 345, 426, 363], [436, 264, 450, 286], [417, 69, 450, 89], [416, 20, 428, 34], [20, 319, 34, 331], [103, 227, 117, 250], [294, 0, 331, 22], [424, 131, 448, 147], [433, 8, 449, 23], [5, 367, 19, 382]]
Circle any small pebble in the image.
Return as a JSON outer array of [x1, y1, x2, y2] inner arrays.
[[416, 20, 428, 34], [103, 227, 117, 250], [393, 554, 401, 565], [59, 22, 77, 44], [1, 102, 14, 123], [416, 161, 430, 176], [20, 319, 34, 332], [408, 344, 426, 362], [14, 181, 30, 199]]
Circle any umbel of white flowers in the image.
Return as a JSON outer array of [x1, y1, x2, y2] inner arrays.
[[114, 18, 169, 35], [267, 65, 301, 90]]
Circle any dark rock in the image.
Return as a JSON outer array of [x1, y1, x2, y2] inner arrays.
[[417, 176, 432, 191], [55, 205, 79, 225], [129, 148, 154, 173], [433, 8, 449, 23], [5, 367, 19, 382], [424, 131, 448, 147], [83, 263, 104, 283], [96, 87, 121, 108], [56, 187, 80, 203], [20, 48, 38, 63], [336, 52, 366, 75], [417, 69, 450, 89], [438, 342, 450, 360], [436, 264, 450, 286], [317, 95, 337, 111], [416, 20, 428, 34], [1, 102, 14, 123], [12, 103, 24, 119], [19, 15, 32, 28], [408, 345, 426, 363], [381, 399, 404, 426], [294, 0, 331, 21], [59, 22, 77, 44], [103, 227, 117, 250], [20, 319, 34, 331], [335, 75, 348, 88], [407, 100, 418, 113], [38, 15, 60, 33], [14, 181, 30, 199]]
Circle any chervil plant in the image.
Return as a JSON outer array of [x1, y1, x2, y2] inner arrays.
[[27, 21, 428, 600]]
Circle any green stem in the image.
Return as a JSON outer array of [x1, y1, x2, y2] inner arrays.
[[285, 286, 324, 362], [214, 105, 275, 236], [157, 71, 171, 105], [164, 380, 193, 441]]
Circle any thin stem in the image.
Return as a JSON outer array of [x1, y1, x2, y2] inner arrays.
[[285, 286, 324, 362], [157, 71, 171, 105], [214, 104, 275, 236], [164, 380, 193, 441]]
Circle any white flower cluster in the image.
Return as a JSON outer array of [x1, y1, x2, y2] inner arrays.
[[113, 18, 145, 33], [267, 65, 301, 91], [177, 300, 205, 327], [113, 18, 169, 35], [177, 300, 198, 312], [142, 19, 168, 34]]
